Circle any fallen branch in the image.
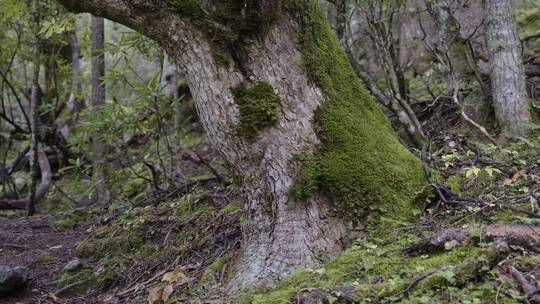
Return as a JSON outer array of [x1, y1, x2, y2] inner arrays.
[[508, 265, 540, 304], [404, 225, 540, 255], [116, 268, 168, 298], [0, 151, 51, 210], [55, 279, 89, 297], [399, 269, 441, 297], [181, 149, 225, 184]]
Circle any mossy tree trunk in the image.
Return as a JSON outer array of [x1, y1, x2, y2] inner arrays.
[[57, 0, 427, 287]]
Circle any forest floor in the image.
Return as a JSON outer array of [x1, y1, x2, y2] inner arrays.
[[0, 215, 90, 303], [2, 126, 540, 304]]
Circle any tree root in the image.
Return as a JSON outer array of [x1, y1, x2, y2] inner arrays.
[[403, 224, 540, 255]]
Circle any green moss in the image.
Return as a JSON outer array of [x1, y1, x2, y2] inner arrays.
[[121, 177, 147, 199], [71, 207, 164, 292], [232, 81, 280, 141], [286, 0, 427, 221], [51, 208, 99, 229], [173, 193, 215, 221], [57, 267, 97, 296], [76, 227, 144, 259], [445, 173, 465, 194], [200, 253, 231, 285], [247, 235, 514, 304], [222, 201, 241, 215], [40, 252, 54, 262], [289, 154, 318, 201]]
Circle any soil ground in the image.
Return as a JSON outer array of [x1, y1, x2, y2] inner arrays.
[[0, 215, 89, 304]]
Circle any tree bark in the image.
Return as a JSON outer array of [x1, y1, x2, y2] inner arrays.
[[27, 0, 41, 216], [56, 0, 426, 287], [483, 0, 531, 137], [59, 30, 83, 137], [160, 52, 183, 130], [90, 16, 110, 209], [426, 0, 472, 92]]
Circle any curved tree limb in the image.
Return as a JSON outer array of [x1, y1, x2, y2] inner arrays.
[[0, 151, 51, 210]]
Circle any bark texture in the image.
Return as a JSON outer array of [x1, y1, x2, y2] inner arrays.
[[426, 0, 471, 91], [56, 0, 426, 287], [483, 0, 531, 137], [160, 53, 183, 130], [90, 16, 110, 208], [28, 0, 41, 216]]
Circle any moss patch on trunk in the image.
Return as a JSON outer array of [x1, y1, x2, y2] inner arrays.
[[232, 81, 280, 141], [286, 0, 428, 222]]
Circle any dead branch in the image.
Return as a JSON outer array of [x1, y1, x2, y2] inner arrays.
[[509, 265, 535, 295], [0, 151, 51, 210], [399, 269, 441, 297], [181, 149, 225, 184], [508, 265, 540, 304], [404, 225, 540, 255]]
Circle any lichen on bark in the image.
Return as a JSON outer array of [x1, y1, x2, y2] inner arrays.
[[287, 0, 428, 222], [232, 81, 280, 141]]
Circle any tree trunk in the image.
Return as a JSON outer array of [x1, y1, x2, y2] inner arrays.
[[426, 0, 471, 92], [160, 52, 184, 131], [57, 0, 427, 287], [27, 0, 41, 216], [90, 16, 110, 208], [483, 0, 531, 137], [60, 30, 83, 137]]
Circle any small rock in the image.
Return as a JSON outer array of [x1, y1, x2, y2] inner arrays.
[[0, 266, 28, 296], [63, 259, 83, 272]]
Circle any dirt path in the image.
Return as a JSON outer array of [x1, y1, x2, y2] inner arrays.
[[0, 215, 88, 304]]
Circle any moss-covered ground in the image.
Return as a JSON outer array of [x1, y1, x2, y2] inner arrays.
[[242, 135, 540, 304], [35, 128, 540, 304], [2, 2, 539, 303]]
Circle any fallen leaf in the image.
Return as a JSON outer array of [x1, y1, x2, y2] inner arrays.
[[148, 285, 175, 304], [162, 285, 174, 302], [148, 286, 164, 304], [162, 269, 188, 284], [47, 292, 59, 302], [512, 170, 524, 181], [503, 178, 513, 186], [444, 240, 459, 250]]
